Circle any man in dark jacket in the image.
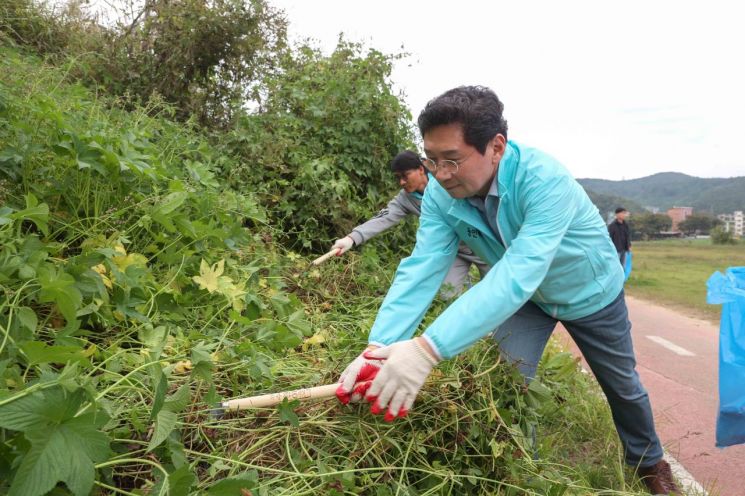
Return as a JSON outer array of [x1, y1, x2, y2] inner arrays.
[[608, 207, 631, 266]]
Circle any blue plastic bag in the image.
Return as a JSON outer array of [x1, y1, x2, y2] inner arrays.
[[624, 251, 633, 281], [707, 266, 745, 448]]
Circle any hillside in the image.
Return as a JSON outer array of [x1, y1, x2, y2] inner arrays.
[[583, 189, 646, 219], [578, 172, 745, 214]]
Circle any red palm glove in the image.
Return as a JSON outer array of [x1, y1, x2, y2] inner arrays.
[[336, 345, 381, 404]]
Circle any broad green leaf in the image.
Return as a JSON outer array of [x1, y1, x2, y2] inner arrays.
[[167, 465, 196, 495], [190, 343, 214, 382], [16, 307, 37, 333], [153, 191, 188, 216], [0, 388, 85, 432], [287, 309, 312, 337], [37, 267, 82, 324], [17, 264, 35, 280], [139, 325, 168, 358], [20, 342, 87, 366], [166, 433, 188, 468], [9, 426, 73, 496], [148, 409, 178, 451], [10, 194, 49, 236], [207, 471, 259, 496], [0, 205, 15, 225], [0, 392, 56, 432], [163, 383, 191, 414], [6, 405, 110, 496]]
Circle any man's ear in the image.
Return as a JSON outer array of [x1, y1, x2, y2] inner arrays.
[[490, 134, 507, 165]]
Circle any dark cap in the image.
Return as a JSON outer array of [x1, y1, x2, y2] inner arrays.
[[615, 207, 628, 214]]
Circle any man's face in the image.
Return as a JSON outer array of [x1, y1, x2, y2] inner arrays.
[[394, 166, 428, 194], [422, 123, 505, 199], [617, 210, 629, 221]]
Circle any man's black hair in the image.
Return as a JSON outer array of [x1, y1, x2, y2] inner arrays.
[[615, 207, 628, 214], [390, 150, 424, 173], [417, 86, 508, 154]]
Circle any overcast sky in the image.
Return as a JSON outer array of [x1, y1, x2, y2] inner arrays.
[[271, 0, 745, 180]]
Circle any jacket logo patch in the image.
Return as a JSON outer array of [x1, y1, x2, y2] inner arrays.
[[466, 228, 481, 239]]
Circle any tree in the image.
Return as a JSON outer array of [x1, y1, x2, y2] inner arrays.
[[678, 214, 722, 235], [629, 213, 671, 240]]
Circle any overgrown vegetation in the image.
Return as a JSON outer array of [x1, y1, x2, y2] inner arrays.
[[219, 42, 415, 250], [0, 3, 663, 494], [1, 0, 288, 126]]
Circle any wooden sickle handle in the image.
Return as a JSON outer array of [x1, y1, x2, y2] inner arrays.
[[221, 383, 339, 411], [311, 249, 340, 266]]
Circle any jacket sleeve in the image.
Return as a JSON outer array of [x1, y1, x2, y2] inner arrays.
[[349, 190, 412, 246], [423, 174, 578, 359], [367, 190, 459, 346]]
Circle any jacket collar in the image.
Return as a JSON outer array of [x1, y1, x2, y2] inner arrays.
[[434, 141, 520, 246], [496, 140, 519, 202]]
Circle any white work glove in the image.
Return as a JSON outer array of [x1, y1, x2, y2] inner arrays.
[[364, 338, 439, 422], [336, 345, 381, 404], [331, 236, 355, 256]]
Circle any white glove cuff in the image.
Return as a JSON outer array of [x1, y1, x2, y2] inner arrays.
[[420, 335, 443, 362], [414, 338, 439, 366]]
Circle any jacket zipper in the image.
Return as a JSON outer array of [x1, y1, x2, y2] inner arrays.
[[497, 197, 558, 318]]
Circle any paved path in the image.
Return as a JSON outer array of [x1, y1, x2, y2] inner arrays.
[[556, 295, 745, 496]]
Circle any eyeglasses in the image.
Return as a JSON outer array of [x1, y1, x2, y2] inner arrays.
[[420, 151, 475, 174]]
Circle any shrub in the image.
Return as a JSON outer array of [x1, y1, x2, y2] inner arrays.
[[1, 0, 288, 128], [711, 225, 738, 245], [220, 41, 416, 251]]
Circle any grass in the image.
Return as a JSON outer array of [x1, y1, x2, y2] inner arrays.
[[625, 239, 745, 322]]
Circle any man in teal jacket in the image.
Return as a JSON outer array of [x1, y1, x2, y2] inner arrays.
[[336, 86, 679, 494]]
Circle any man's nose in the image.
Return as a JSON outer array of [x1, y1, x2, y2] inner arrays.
[[434, 167, 453, 181]]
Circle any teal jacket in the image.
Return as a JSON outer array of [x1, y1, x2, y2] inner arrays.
[[368, 141, 624, 359]]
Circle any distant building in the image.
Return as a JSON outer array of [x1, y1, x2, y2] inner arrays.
[[644, 206, 660, 214], [667, 206, 693, 231], [718, 211, 744, 237]]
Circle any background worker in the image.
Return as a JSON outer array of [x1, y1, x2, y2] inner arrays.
[[336, 86, 679, 495], [330, 150, 490, 299], [608, 207, 632, 267]]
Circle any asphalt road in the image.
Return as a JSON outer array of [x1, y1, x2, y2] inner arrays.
[[556, 295, 745, 496]]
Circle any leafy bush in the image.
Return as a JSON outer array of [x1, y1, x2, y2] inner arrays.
[[220, 41, 416, 250], [711, 225, 738, 245], [1, 0, 288, 127]]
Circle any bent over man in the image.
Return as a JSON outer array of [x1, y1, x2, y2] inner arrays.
[[336, 86, 679, 495]]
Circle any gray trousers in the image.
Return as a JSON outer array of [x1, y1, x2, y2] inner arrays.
[[439, 255, 491, 300]]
